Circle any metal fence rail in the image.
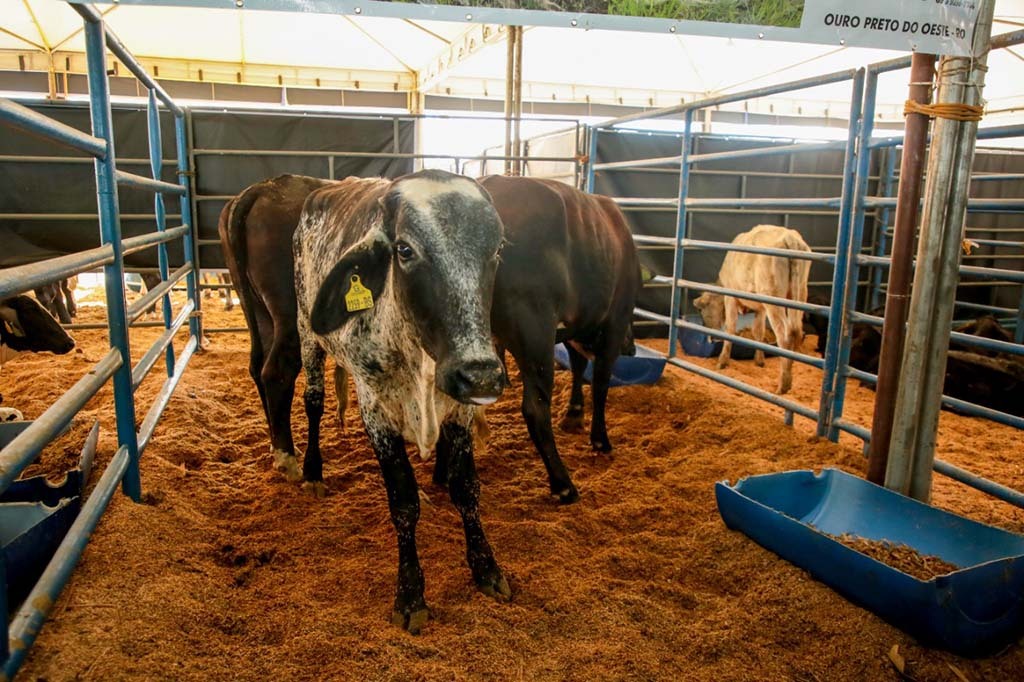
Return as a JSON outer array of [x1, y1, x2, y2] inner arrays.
[[0, 4, 200, 675], [585, 29, 1024, 511]]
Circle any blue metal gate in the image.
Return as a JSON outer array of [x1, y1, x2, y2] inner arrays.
[[588, 30, 1024, 510], [0, 5, 199, 675]]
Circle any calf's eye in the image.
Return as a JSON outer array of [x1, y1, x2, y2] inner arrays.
[[395, 241, 415, 262]]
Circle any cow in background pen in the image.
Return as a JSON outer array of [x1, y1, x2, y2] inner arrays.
[[694, 224, 811, 394]]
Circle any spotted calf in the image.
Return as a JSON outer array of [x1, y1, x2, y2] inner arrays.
[[293, 170, 508, 633]]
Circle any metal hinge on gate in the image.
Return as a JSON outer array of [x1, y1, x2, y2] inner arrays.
[[176, 170, 196, 178]]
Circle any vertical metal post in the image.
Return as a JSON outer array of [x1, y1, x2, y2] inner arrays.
[[667, 109, 694, 359], [888, 1, 995, 500], [870, 147, 898, 311], [147, 89, 175, 377], [183, 109, 203, 340], [817, 68, 865, 437], [503, 27, 515, 176], [584, 126, 598, 193], [175, 112, 201, 343], [827, 68, 876, 440], [84, 17, 142, 501], [1014, 284, 1024, 344], [512, 26, 523, 176], [867, 53, 937, 484]]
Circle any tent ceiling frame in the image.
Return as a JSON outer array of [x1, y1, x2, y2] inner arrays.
[[0, 49, 414, 92], [417, 22, 510, 94]]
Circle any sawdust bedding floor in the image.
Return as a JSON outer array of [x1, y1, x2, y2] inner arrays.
[[4, 301, 1023, 681]]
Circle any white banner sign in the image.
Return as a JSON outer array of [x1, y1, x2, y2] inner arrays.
[[802, 0, 982, 55], [92, 0, 986, 56]]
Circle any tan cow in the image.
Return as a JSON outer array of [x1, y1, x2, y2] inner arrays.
[[693, 224, 811, 394]]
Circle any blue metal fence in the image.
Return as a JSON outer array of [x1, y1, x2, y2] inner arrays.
[[587, 31, 1024, 511], [0, 4, 199, 675]]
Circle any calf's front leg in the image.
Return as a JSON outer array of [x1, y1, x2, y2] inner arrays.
[[365, 415, 429, 634], [437, 414, 510, 600]]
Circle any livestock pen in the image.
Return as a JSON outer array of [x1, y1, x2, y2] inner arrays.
[[585, 30, 1024, 511], [0, 3, 201, 675], [2, 1, 1024, 680]]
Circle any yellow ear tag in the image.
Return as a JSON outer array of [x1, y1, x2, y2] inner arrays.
[[344, 274, 374, 312]]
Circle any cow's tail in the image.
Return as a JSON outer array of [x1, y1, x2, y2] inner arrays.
[[219, 182, 268, 349]]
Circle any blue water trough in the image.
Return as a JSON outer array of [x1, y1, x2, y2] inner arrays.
[[553, 343, 666, 387], [0, 420, 97, 611], [716, 468, 1024, 657]]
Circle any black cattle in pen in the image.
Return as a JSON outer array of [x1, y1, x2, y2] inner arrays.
[[0, 294, 76, 421]]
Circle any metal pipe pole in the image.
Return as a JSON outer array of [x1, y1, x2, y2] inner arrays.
[[866, 52, 937, 485], [512, 26, 523, 176], [83, 17, 142, 502], [887, 1, 996, 500], [503, 26, 515, 176]]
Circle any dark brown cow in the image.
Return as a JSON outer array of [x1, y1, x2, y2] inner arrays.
[[218, 175, 342, 473], [478, 176, 641, 503]]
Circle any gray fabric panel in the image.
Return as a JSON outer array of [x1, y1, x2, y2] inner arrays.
[[1, 103, 414, 271]]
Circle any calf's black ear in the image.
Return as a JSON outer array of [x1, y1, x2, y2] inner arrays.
[[310, 233, 392, 335]]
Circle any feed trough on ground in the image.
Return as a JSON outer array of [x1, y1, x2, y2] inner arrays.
[[715, 468, 1024, 657], [553, 343, 666, 386]]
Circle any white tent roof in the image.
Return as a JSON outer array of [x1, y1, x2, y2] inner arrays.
[[2, 1, 1024, 124]]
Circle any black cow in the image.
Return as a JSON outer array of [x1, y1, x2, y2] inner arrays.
[[847, 313, 1023, 416], [479, 176, 642, 503], [0, 294, 76, 421], [293, 170, 508, 632]]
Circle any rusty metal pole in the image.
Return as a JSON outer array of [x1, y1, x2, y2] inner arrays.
[[503, 26, 515, 176], [512, 26, 523, 176], [865, 52, 936, 485]]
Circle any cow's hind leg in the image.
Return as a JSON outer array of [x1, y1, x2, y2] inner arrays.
[[364, 415, 428, 633], [752, 310, 766, 367], [558, 342, 587, 433], [333, 363, 349, 429], [263, 330, 302, 481], [717, 296, 738, 369], [589, 322, 629, 453], [765, 305, 794, 394], [60, 279, 77, 318], [438, 413, 510, 600], [300, 333, 327, 497]]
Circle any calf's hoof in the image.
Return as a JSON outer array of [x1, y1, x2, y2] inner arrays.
[[476, 571, 512, 601], [591, 436, 612, 453], [391, 606, 430, 635], [755, 357, 766, 368], [553, 483, 580, 504], [302, 480, 327, 499], [559, 412, 585, 433], [271, 449, 302, 483]]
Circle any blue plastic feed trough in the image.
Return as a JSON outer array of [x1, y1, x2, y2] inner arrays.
[[716, 468, 1024, 657], [680, 312, 778, 361], [0, 420, 97, 611], [553, 343, 666, 386]]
